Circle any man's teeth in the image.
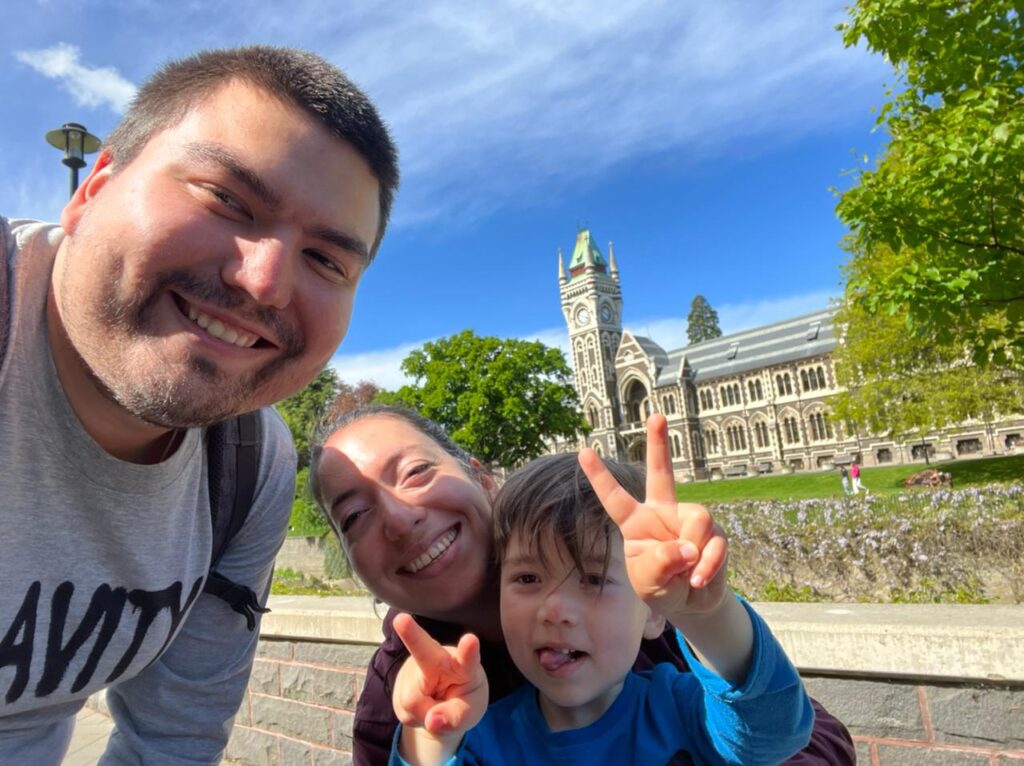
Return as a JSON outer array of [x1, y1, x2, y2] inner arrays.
[[405, 528, 457, 574], [186, 304, 259, 348]]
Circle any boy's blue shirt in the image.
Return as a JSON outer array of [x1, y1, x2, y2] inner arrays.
[[391, 599, 814, 766]]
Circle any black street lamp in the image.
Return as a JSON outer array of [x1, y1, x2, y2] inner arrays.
[[45, 122, 102, 198]]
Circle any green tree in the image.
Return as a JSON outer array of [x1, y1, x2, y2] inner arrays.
[[276, 367, 341, 537], [275, 367, 339, 469], [686, 294, 722, 344], [376, 330, 588, 467], [832, 246, 1024, 456], [837, 1, 1024, 368]]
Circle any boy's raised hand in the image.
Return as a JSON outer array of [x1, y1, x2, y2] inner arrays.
[[391, 613, 488, 764], [578, 413, 729, 623]]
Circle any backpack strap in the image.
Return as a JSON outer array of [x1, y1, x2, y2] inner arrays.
[[203, 411, 270, 630]]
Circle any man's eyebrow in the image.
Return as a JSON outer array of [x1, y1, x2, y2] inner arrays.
[[185, 142, 281, 210], [186, 141, 371, 266]]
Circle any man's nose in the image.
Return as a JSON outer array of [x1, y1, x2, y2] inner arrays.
[[223, 235, 297, 309], [380, 492, 427, 542]]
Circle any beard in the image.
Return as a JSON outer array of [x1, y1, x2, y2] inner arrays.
[[58, 244, 304, 429]]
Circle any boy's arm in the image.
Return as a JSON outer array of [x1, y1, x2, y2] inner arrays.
[[390, 613, 489, 766], [579, 412, 752, 683]]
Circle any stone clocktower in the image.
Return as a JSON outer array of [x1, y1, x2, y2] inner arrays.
[[559, 229, 623, 458]]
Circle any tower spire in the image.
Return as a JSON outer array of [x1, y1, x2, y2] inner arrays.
[[608, 241, 619, 281], [558, 247, 566, 284]]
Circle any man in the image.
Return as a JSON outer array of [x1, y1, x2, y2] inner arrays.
[[0, 46, 398, 763]]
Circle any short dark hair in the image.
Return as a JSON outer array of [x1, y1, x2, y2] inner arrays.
[[309, 404, 477, 527], [493, 453, 644, 579], [105, 45, 399, 257]]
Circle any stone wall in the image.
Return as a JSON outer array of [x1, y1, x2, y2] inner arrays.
[[210, 598, 1024, 765], [274, 537, 334, 580]]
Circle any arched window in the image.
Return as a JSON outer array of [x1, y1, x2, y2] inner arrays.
[[800, 369, 810, 391], [588, 406, 600, 429], [755, 379, 763, 399], [816, 366, 827, 389], [809, 412, 833, 441], [692, 431, 703, 457], [705, 429, 719, 454], [784, 416, 800, 444], [777, 374, 793, 396], [594, 443, 603, 457], [670, 433, 682, 459], [754, 420, 769, 448]]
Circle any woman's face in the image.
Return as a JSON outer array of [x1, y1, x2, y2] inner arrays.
[[316, 415, 497, 620]]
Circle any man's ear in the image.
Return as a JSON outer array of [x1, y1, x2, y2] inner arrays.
[[642, 609, 666, 640], [60, 149, 115, 234], [470, 457, 498, 497]]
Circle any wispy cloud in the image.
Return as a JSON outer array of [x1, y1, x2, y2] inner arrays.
[[330, 288, 837, 388], [14, 43, 136, 114]]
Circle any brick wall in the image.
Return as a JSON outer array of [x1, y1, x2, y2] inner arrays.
[[804, 677, 1024, 765], [222, 636, 1024, 766], [225, 638, 375, 766]]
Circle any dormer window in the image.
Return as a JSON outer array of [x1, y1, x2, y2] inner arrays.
[[806, 321, 821, 341], [726, 342, 739, 360]]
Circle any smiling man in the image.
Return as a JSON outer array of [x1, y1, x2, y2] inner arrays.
[[0, 47, 398, 763]]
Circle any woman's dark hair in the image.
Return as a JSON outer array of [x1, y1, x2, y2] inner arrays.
[[105, 45, 399, 257], [492, 453, 644, 580]]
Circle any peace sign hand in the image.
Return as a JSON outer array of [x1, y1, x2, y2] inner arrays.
[[391, 613, 489, 763], [578, 413, 730, 624]]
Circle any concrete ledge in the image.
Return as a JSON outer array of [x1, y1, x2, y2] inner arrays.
[[263, 597, 1024, 685]]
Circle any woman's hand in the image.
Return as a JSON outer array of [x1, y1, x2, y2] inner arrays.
[[391, 613, 489, 765], [578, 413, 730, 625]]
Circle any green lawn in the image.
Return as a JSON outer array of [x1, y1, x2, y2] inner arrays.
[[675, 453, 1024, 503]]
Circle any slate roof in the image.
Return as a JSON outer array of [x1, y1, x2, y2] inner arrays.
[[649, 307, 838, 386]]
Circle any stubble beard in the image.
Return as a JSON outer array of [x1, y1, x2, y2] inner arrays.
[[59, 242, 304, 428]]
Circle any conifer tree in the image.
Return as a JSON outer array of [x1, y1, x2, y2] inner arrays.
[[687, 294, 722, 344]]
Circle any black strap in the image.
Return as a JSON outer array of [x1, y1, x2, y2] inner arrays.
[[202, 411, 269, 630]]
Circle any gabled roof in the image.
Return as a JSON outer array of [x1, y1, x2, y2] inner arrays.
[[635, 307, 838, 386]]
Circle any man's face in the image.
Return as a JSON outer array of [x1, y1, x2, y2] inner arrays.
[[53, 80, 381, 427]]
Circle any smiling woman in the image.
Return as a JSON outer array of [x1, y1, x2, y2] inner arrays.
[[310, 403, 857, 765]]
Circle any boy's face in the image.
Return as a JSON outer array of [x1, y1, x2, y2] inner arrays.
[[500, 529, 663, 731]]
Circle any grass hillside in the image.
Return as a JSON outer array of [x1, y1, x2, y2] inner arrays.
[[675, 453, 1024, 503]]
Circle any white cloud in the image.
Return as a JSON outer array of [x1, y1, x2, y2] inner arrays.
[[329, 340, 425, 390], [14, 43, 136, 114]]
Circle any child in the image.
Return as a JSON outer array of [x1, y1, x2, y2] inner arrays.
[[388, 416, 814, 765]]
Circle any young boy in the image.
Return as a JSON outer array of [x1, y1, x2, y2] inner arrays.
[[389, 416, 814, 765]]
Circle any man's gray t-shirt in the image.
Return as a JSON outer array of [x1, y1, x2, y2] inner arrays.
[[0, 218, 297, 763]]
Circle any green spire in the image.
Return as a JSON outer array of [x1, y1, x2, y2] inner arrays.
[[567, 229, 607, 278]]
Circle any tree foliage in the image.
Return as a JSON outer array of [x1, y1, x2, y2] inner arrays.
[[275, 367, 340, 469], [324, 379, 381, 419], [686, 294, 723, 344], [837, 0, 1024, 368], [831, 245, 1024, 446], [376, 330, 588, 467]]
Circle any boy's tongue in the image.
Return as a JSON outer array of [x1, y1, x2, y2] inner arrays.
[[538, 648, 581, 672]]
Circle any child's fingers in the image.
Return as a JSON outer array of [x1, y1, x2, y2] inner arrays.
[[453, 632, 481, 676], [424, 697, 477, 735], [688, 526, 728, 589], [644, 414, 677, 505], [676, 503, 715, 556], [579, 448, 637, 526], [394, 613, 450, 670], [630, 540, 698, 593]]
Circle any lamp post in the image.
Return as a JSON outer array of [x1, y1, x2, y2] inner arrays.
[[45, 122, 102, 198]]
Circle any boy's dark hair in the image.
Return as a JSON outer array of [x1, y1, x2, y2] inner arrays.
[[493, 453, 645, 579], [308, 404, 478, 529], [105, 45, 399, 257]]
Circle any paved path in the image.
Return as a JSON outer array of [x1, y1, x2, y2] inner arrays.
[[65, 707, 114, 765]]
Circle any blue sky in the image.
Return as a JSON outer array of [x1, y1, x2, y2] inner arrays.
[[2, 1, 890, 389]]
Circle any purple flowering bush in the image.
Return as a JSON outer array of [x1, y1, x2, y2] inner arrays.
[[716, 483, 1024, 603]]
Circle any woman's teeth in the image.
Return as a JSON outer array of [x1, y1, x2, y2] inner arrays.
[[186, 304, 259, 348], [405, 528, 457, 573]]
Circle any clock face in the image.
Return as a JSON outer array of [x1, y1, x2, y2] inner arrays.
[[600, 305, 612, 322], [575, 306, 591, 326]]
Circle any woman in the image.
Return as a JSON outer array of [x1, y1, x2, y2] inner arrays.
[[310, 404, 855, 765]]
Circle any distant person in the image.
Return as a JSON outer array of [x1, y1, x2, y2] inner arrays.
[[850, 461, 865, 494], [839, 465, 852, 495], [310, 405, 857, 764], [1, 46, 398, 762], [387, 443, 814, 765]]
